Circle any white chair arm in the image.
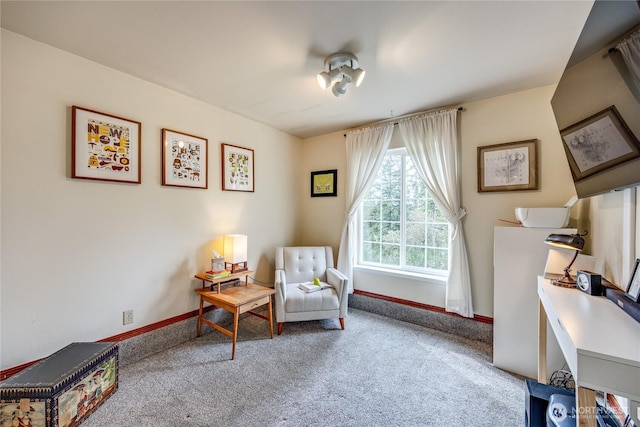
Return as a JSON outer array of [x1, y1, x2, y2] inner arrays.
[[327, 267, 348, 300], [275, 269, 287, 296], [274, 269, 287, 322]]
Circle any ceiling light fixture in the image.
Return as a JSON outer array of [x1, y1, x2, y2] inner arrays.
[[317, 52, 365, 97]]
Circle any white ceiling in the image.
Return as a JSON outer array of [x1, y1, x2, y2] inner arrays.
[[1, 1, 596, 139]]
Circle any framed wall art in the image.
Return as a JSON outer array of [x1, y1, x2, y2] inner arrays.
[[162, 129, 208, 189], [560, 106, 640, 182], [72, 106, 141, 183], [625, 258, 640, 303], [221, 143, 254, 192], [310, 169, 337, 197], [477, 139, 538, 192]]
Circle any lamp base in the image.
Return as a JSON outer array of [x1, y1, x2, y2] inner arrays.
[[552, 277, 576, 288], [225, 261, 247, 274]]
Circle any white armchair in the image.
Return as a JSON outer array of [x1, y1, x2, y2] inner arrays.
[[274, 246, 349, 335]]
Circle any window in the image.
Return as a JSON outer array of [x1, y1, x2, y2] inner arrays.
[[358, 148, 449, 276]]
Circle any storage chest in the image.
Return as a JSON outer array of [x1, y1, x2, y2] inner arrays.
[[0, 342, 118, 427]]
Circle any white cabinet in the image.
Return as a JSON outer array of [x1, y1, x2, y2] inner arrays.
[[493, 226, 575, 379]]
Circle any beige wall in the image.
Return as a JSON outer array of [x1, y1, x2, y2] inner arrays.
[[295, 131, 347, 247], [298, 85, 578, 317], [3, 29, 636, 370], [0, 30, 301, 368], [461, 85, 577, 316]]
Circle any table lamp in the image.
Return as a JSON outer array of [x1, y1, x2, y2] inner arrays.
[[224, 234, 248, 273], [544, 231, 587, 287]]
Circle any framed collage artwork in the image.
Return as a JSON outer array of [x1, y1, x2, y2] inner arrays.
[[221, 143, 254, 192], [162, 128, 208, 189], [72, 106, 141, 184]]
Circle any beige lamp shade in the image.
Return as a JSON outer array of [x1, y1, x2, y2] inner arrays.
[[224, 234, 247, 263]]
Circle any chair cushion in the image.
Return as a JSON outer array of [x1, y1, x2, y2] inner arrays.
[[284, 283, 339, 313]]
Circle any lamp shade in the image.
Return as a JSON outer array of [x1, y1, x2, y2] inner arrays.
[[224, 234, 247, 263], [316, 71, 331, 89], [316, 68, 341, 89], [342, 66, 365, 87], [544, 233, 585, 251]]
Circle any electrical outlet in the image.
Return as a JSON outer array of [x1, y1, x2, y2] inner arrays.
[[123, 310, 134, 325]]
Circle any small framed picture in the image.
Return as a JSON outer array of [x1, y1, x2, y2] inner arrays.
[[560, 106, 640, 182], [625, 258, 640, 303], [72, 106, 141, 184], [311, 169, 337, 197], [477, 139, 538, 192], [162, 129, 208, 189], [221, 143, 254, 192]]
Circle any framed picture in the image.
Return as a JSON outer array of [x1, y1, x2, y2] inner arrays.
[[72, 106, 141, 183], [625, 258, 640, 303], [221, 143, 254, 192], [162, 129, 208, 189], [311, 169, 337, 197], [477, 139, 538, 192], [560, 106, 640, 182]]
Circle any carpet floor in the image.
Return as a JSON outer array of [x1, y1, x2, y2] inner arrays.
[[81, 308, 524, 426]]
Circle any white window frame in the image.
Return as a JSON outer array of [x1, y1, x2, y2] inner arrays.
[[356, 147, 449, 281]]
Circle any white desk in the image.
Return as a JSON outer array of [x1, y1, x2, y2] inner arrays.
[[537, 276, 640, 427]]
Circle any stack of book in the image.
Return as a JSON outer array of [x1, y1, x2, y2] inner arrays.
[[206, 270, 231, 280]]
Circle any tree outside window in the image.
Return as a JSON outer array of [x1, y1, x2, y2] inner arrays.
[[360, 148, 448, 274]]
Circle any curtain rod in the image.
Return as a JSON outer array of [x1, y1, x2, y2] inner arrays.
[[608, 24, 640, 53], [343, 105, 464, 137]]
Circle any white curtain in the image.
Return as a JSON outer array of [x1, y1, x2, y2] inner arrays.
[[397, 109, 474, 318], [617, 29, 640, 83], [337, 124, 394, 291]]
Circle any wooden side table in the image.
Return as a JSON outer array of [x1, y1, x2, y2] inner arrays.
[[194, 271, 275, 360]]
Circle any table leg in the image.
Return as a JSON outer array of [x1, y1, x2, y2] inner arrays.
[[197, 296, 204, 337], [231, 308, 240, 360], [267, 296, 274, 338], [576, 386, 597, 427], [538, 299, 548, 384]]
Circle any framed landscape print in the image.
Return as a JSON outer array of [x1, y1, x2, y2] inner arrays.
[[162, 129, 208, 189], [72, 106, 141, 183], [311, 169, 337, 197], [560, 106, 640, 182], [221, 143, 254, 192], [477, 139, 538, 192]]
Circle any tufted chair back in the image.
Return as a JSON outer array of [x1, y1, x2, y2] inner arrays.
[[275, 246, 333, 284]]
